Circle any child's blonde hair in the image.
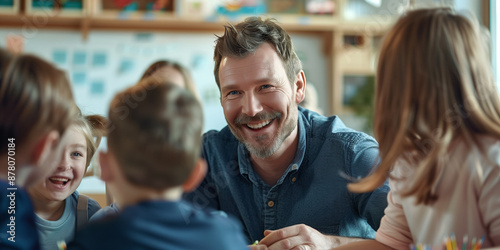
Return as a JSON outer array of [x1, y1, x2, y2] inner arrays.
[[107, 78, 203, 190], [72, 108, 107, 169], [348, 8, 500, 204], [0, 54, 76, 154]]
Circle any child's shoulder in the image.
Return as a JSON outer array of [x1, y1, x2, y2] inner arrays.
[[461, 136, 500, 167], [480, 136, 500, 160], [128, 200, 243, 232], [70, 200, 248, 249], [69, 191, 101, 217]]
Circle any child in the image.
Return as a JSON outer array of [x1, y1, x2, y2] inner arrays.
[[89, 60, 200, 222], [68, 79, 248, 249], [336, 8, 500, 249], [0, 52, 76, 249], [28, 109, 106, 250], [140, 60, 199, 99]]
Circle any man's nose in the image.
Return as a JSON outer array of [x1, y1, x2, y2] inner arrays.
[[241, 93, 263, 117]]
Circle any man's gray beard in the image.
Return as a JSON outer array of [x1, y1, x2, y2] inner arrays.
[[233, 114, 297, 159]]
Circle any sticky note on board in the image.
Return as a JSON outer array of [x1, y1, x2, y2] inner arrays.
[[73, 51, 86, 66], [72, 72, 86, 85], [118, 59, 134, 74], [92, 52, 107, 67], [6, 34, 24, 54], [53, 50, 67, 65], [90, 81, 105, 95]]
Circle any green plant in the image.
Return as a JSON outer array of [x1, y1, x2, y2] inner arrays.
[[348, 76, 375, 134]]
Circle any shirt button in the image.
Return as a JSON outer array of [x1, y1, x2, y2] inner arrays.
[[267, 200, 275, 207], [291, 177, 297, 182], [291, 164, 298, 170]]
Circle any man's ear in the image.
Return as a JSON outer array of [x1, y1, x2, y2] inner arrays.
[[32, 130, 60, 168], [99, 151, 115, 182], [295, 71, 306, 104], [182, 158, 207, 192]]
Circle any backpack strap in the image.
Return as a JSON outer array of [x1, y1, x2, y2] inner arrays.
[[76, 194, 89, 231]]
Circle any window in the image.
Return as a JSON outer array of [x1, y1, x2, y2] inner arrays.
[[491, 0, 499, 90]]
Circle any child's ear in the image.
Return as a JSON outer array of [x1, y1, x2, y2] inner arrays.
[[294, 71, 306, 104], [182, 158, 207, 192], [99, 151, 115, 182], [33, 130, 60, 168]]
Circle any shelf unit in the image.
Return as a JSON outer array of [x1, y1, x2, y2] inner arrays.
[[0, 0, 19, 14], [0, 0, 395, 116]]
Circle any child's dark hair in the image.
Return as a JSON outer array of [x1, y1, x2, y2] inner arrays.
[[108, 78, 203, 190]]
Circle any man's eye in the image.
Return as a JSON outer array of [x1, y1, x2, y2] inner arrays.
[[260, 85, 272, 90], [228, 90, 240, 95]]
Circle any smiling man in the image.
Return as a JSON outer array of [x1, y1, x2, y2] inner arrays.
[[184, 17, 389, 249]]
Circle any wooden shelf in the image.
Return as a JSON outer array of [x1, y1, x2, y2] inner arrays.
[[0, 14, 82, 30], [0, 0, 396, 117], [0, 13, 346, 33]]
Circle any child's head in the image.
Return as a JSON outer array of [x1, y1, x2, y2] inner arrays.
[[375, 7, 499, 147], [348, 8, 500, 202], [28, 110, 107, 202], [140, 60, 199, 99], [105, 78, 204, 192], [0, 54, 76, 187]]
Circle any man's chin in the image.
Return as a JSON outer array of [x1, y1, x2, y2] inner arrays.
[[244, 142, 276, 159]]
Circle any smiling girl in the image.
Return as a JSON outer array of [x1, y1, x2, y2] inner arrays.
[[28, 109, 107, 250]]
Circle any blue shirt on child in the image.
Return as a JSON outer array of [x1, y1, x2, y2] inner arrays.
[[0, 180, 40, 249], [184, 106, 389, 243], [67, 200, 248, 250], [35, 191, 101, 250]]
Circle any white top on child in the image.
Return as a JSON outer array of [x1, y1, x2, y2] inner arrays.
[[376, 136, 500, 248]]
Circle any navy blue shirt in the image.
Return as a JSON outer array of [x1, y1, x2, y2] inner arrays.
[[0, 180, 40, 249], [67, 200, 248, 250], [184, 107, 389, 242]]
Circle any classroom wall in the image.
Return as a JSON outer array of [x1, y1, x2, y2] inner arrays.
[[0, 29, 329, 133]]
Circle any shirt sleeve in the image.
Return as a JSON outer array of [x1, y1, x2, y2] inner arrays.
[[350, 136, 390, 231], [375, 168, 413, 249], [479, 163, 500, 244]]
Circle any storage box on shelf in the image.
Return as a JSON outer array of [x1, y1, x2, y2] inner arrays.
[[87, 0, 175, 20], [0, 0, 19, 14], [25, 0, 85, 17], [339, 34, 373, 74]]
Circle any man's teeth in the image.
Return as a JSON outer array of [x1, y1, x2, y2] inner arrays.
[[247, 119, 271, 129]]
